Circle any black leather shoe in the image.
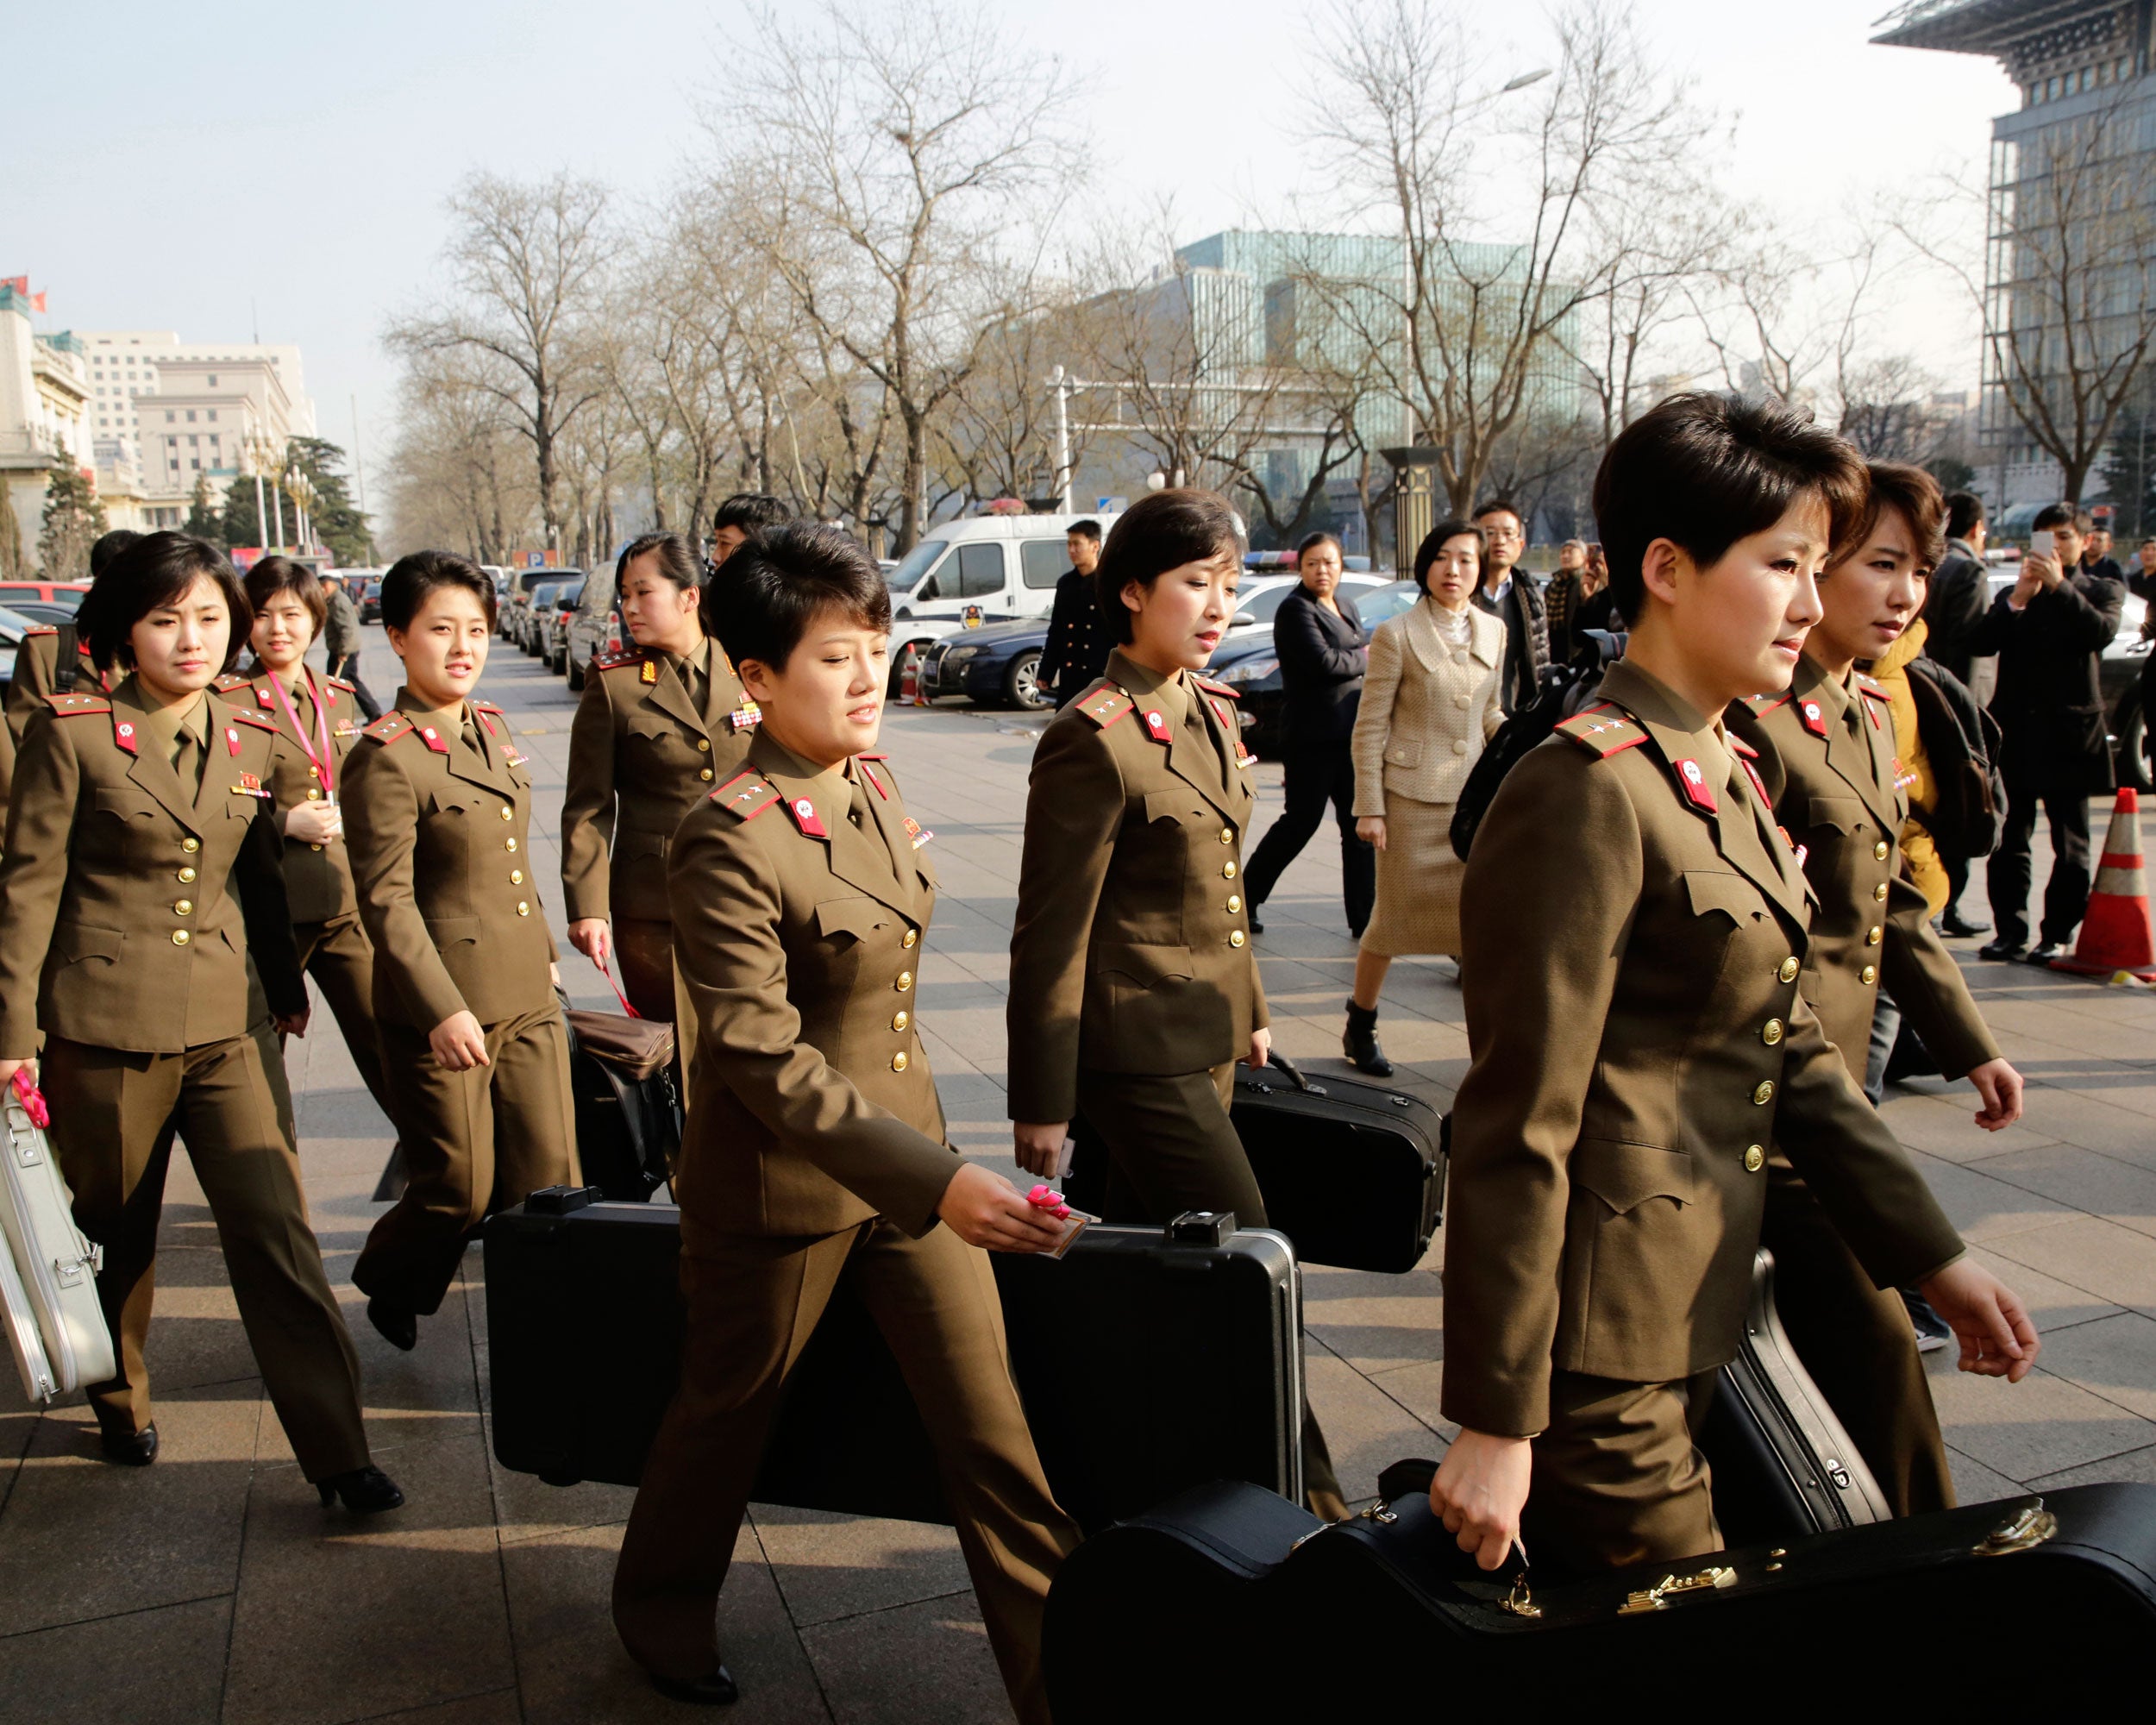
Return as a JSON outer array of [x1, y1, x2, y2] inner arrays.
[[1940, 909, 1990, 938], [2024, 942, 2065, 965], [651, 1667, 740, 1707], [98, 1421, 159, 1466], [1977, 939, 2026, 963], [1343, 999, 1395, 1077], [317, 1465, 405, 1514], [367, 1295, 417, 1352], [1248, 911, 1265, 934]]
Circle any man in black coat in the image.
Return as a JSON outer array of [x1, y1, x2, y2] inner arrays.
[[1921, 490, 1997, 935], [1243, 534, 1375, 938], [1468, 499, 1548, 712], [1038, 519, 1109, 705], [1975, 504, 2126, 963], [2081, 526, 2126, 588]]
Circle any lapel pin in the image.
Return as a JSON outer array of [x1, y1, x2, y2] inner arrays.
[[1674, 757, 1718, 814]]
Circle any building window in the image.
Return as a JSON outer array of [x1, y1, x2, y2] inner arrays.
[[191, 458, 200, 471], [207, 409, 217, 422], [208, 374, 217, 386], [185, 409, 197, 423], [187, 435, 198, 447], [165, 411, 176, 423]]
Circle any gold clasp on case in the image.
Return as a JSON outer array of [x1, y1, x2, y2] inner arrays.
[[1618, 1565, 1737, 1615], [1501, 1571, 1542, 1619], [1974, 1500, 2058, 1557]]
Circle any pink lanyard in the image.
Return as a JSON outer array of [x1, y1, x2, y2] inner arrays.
[[266, 668, 337, 800]]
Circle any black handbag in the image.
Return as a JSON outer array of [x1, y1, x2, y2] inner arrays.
[[556, 984, 680, 1201]]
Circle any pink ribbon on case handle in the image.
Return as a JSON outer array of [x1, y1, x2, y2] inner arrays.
[[599, 952, 642, 1020], [12, 1066, 50, 1128]]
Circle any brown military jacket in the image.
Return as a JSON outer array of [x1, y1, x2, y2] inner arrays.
[[560, 637, 752, 924], [1444, 659, 1965, 1438], [1728, 655, 1998, 1080], [0, 680, 305, 1059], [1006, 649, 1267, 1124], [6, 627, 110, 743], [667, 728, 958, 1248], [342, 688, 556, 1033], [214, 667, 367, 926]]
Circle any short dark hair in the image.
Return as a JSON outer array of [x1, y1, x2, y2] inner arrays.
[[242, 555, 329, 640], [1412, 518, 1484, 593], [1592, 392, 1867, 620], [1833, 463, 1946, 578], [617, 530, 701, 592], [1296, 530, 1343, 565], [1094, 489, 1244, 645], [380, 549, 497, 632], [1066, 518, 1103, 543], [1471, 498, 1523, 524], [80, 531, 251, 674], [701, 523, 891, 671], [2031, 502, 2092, 535], [712, 493, 793, 538], [89, 529, 143, 579], [1944, 490, 1985, 542]]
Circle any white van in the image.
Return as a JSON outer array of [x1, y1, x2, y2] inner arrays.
[[886, 511, 1120, 691]]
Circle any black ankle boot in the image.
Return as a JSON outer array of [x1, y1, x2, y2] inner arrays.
[[1343, 1000, 1394, 1077], [317, 1465, 405, 1514]]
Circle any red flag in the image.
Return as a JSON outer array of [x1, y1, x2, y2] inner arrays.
[[30, 292, 46, 312]]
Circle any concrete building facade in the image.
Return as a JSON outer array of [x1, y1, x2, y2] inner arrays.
[[0, 285, 96, 570]]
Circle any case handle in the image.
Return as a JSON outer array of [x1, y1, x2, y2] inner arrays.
[[1264, 1051, 1313, 1092]]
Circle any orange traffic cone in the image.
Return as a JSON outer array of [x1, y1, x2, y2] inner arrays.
[[2051, 787, 2156, 982], [899, 648, 922, 707]]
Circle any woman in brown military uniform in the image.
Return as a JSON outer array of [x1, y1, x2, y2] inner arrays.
[[1005, 487, 1344, 1520], [613, 525, 1075, 1718], [342, 551, 576, 1352], [0, 532, 399, 1510], [1433, 396, 2038, 1578], [215, 557, 401, 1154], [561, 530, 754, 1020], [1728, 462, 2023, 1520]]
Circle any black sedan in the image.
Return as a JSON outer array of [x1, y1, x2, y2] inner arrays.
[[918, 620, 1053, 710], [1206, 580, 1424, 756]]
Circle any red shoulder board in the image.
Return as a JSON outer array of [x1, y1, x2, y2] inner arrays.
[[595, 650, 647, 674], [362, 713, 414, 746], [1857, 680, 1888, 728], [1739, 756, 1771, 806], [856, 750, 888, 760], [228, 707, 279, 733], [23, 625, 56, 639], [1075, 683, 1133, 730], [710, 771, 780, 821], [856, 759, 890, 800], [214, 672, 253, 693], [1553, 705, 1647, 758], [1857, 675, 1890, 701], [1743, 692, 1791, 718], [327, 675, 357, 694], [41, 693, 110, 717], [1194, 675, 1240, 701], [1728, 734, 1760, 761], [472, 700, 505, 718]]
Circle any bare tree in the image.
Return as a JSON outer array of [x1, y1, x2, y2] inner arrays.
[[380, 359, 537, 561], [714, 2, 1085, 550], [387, 172, 612, 550], [1308, 0, 1714, 512]]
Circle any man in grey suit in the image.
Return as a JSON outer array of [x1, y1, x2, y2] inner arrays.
[[319, 572, 382, 719]]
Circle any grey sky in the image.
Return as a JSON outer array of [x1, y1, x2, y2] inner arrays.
[[7, 0, 2012, 505]]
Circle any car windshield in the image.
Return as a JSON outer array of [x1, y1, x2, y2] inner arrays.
[[0, 605, 33, 644], [1356, 581, 1423, 630], [1233, 582, 1297, 625], [886, 537, 951, 594]]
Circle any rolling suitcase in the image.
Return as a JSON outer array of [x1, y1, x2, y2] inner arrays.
[[1066, 1054, 1445, 1273], [1699, 1247, 1892, 1543], [0, 1074, 115, 1402], [484, 1190, 1302, 1534], [1046, 1472, 2156, 1720]]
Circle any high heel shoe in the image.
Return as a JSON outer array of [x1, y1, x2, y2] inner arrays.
[[317, 1465, 405, 1514], [1342, 999, 1394, 1077]]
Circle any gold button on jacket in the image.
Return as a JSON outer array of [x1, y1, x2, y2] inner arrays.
[[1729, 656, 1998, 1082], [1443, 660, 1963, 1439], [342, 692, 557, 1032], [0, 681, 306, 1058], [1006, 650, 1267, 1125], [560, 643, 751, 925], [666, 731, 954, 1244], [215, 668, 366, 926]]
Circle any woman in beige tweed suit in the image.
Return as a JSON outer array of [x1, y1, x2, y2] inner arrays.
[[1341, 518, 1505, 1074]]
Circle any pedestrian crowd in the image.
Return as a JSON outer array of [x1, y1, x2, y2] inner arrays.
[[6, 385, 2135, 1718]]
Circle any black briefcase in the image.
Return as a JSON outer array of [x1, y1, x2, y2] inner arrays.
[[560, 1002, 680, 1201], [1067, 1054, 1445, 1274], [1699, 1248, 1892, 1543], [484, 1191, 1304, 1534], [1045, 1472, 2156, 1720]]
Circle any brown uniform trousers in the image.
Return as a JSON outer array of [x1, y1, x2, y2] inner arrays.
[[0, 680, 369, 1477], [341, 693, 575, 1316], [1449, 662, 1965, 1577], [1007, 651, 1343, 1515], [560, 639, 753, 1020], [614, 733, 1076, 1725], [1732, 656, 2002, 1518]]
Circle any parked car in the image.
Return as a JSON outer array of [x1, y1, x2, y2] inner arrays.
[[517, 578, 571, 653], [0, 603, 39, 691], [359, 574, 386, 622], [3, 599, 84, 630], [563, 558, 624, 691], [1206, 578, 1423, 756], [501, 567, 577, 641], [329, 568, 385, 623], [542, 578, 586, 672], [0, 580, 89, 615], [883, 511, 1124, 694]]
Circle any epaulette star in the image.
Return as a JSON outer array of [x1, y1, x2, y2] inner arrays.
[[1075, 682, 1133, 730], [711, 771, 780, 821], [1194, 674, 1241, 700], [227, 707, 280, 732], [1554, 705, 1647, 758], [1744, 692, 1791, 717], [42, 693, 110, 716], [214, 672, 252, 692], [362, 713, 414, 745]]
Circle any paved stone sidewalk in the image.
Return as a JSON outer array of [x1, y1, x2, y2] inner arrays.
[[3, 637, 2153, 1722]]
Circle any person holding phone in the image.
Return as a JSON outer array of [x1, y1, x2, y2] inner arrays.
[[612, 525, 1076, 1720], [1972, 505, 2126, 963], [1432, 397, 2039, 1578]]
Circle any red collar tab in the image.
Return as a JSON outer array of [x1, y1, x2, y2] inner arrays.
[[1141, 708, 1172, 745], [1673, 756, 1718, 814], [785, 794, 829, 839], [858, 761, 889, 800], [255, 685, 275, 708], [416, 723, 450, 755], [224, 724, 243, 757], [1864, 699, 1882, 730], [1797, 699, 1828, 738], [112, 716, 140, 756], [1739, 757, 1771, 806]]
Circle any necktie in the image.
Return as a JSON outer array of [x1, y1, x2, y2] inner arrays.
[[173, 727, 203, 795], [461, 717, 484, 764], [849, 775, 873, 831]]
